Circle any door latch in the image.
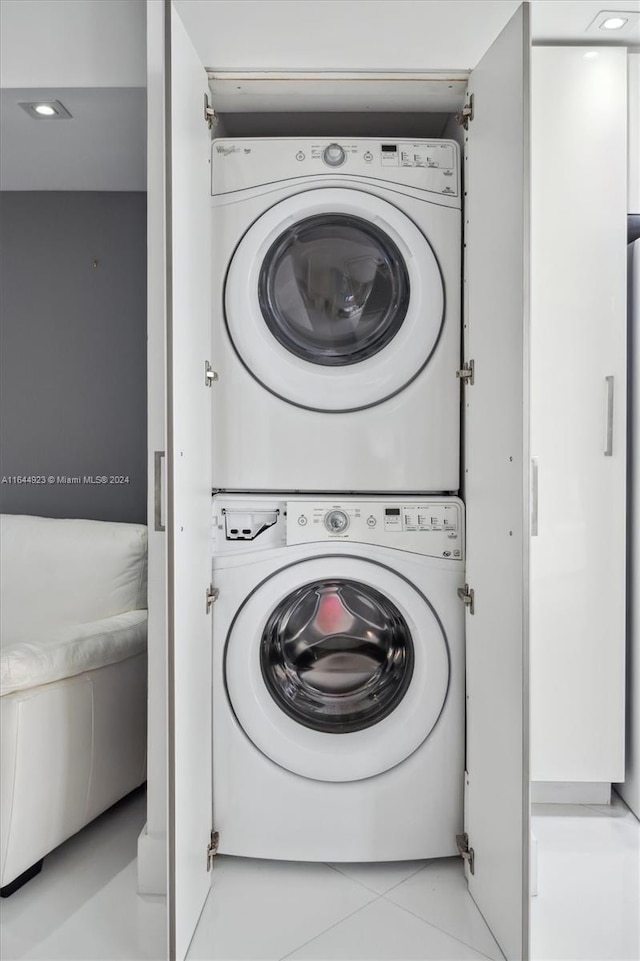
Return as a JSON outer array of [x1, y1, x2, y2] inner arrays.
[[206, 584, 219, 613], [457, 584, 475, 615], [205, 361, 218, 387], [456, 94, 474, 130], [456, 832, 475, 874], [206, 830, 220, 870], [456, 360, 474, 385]]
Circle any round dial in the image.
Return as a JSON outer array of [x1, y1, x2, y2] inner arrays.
[[322, 143, 346, 167], [324, 509, 349, 534]]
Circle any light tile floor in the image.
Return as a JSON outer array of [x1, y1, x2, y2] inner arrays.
[[186, 855, 503, 961], [1, 788, 638, 961], [530, 793, 640, 961], [0, 788, 166, 961]]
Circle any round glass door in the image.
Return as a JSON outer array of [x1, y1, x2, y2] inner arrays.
[[258, 215, 410, 367], [260, 579, 414, 733], [224, 554, 451, 782], [224, 188, 445, 412]]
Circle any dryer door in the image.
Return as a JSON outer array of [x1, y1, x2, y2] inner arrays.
[[224, 188, 444, 412], [225, 555, 450, 781]]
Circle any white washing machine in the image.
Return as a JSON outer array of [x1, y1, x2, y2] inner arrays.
[[211, 138, 461, 493], [212, 493, 465, 862]]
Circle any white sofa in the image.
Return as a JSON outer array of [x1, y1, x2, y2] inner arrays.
[[0, 514, 148, 895]]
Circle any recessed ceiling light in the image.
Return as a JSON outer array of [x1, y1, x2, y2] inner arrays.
[[18, 100, 72, 120], [585, 10, 640, 39]]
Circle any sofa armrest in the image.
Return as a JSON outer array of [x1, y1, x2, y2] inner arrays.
[[1, 610, 147, 696]]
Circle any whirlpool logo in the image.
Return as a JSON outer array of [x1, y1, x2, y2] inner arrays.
[[216, 144, 241, 155]]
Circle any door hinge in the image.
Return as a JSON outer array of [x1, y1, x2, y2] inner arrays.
[[206, 584, 219, 613], [204, 94, 215, 130], [206, 830, 220, 871], [456, 832, 475, 875], [457, 584, 475, 615], [205, 361, 218, 387], [456, 93, 474, 130], [456, 360, 474, 385]]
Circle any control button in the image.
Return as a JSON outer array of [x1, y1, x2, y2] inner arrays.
[[363, 151, 373, 162], [323, 143, 346, 167], [297, 514, 308, 526], [443, 169, 453, 177], [447, 532, 457, 539], [296, 151, 305, 161], [443, 550, 452, 557], [453, 550, 461, 557], [324, 509, 349, 533], [366, 515, 377, 528]]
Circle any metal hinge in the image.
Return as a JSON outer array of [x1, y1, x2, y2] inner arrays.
[[456, 832, 475, 875], [205, 361, 218, 386], [206, 830, 220, 870], [456, 93, 474, 130], [204, 94, 215, 129], [457, 584, 475, 615], [206, 584, 219, 613], [456, 360, 474, 385]]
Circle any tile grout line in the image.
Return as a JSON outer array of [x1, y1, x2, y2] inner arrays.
[[376, 861, 436, 895], [379, 893, 500, 961], [324, 860, 433, 898], [277, 892, 384, 961]]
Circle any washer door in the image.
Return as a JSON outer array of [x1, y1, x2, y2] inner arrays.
[[225, 188, 444, 412], [225, 556, 450, 782]]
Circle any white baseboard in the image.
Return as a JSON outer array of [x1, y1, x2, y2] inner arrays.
[[531, 781, 611, 805], [137, 823, 167, 896]]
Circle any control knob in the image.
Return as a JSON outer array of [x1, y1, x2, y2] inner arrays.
[[322, 143, 346, 167], [324, 509, 349, 533]]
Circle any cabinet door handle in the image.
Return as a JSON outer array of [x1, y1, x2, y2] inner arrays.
[[604, 376, 614, 457], [154, 450, 165, 532], [531, 457, 539, 537]]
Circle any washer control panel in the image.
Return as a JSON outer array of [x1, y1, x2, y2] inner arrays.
[[287, 500, 464, 560]]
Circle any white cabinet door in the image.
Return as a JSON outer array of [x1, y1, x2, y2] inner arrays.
[[464, 5, 530, 959], [530, 47, 627, 785], [165, 3, 213, 958]]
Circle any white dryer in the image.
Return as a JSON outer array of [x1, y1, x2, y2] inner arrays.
[[212, 493, 465, 862], [211, 138, 461, 493]]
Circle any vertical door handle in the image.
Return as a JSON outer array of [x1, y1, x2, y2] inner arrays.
[[154, 450, 166, 532], [531, 457, 539, 537], [604, 376, 614, 456]]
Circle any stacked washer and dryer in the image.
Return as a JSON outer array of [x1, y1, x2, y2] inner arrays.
[[210, 138, 465, 861]]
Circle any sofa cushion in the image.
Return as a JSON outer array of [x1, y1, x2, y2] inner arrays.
[[0, 515, 147, 638], [0, 610, 147, 695]]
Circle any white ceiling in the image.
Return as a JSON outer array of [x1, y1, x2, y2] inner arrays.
[[175, 0, 640, 72], [532, 1, 640, 44], [1, 0, 639, 190]]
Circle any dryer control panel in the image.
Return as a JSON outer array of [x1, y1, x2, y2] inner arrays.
[[287, 499, 464, 560], [211, 138, 460, 202]]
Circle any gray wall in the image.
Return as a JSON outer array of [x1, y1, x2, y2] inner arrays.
[[0, 192, 146, 523]]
